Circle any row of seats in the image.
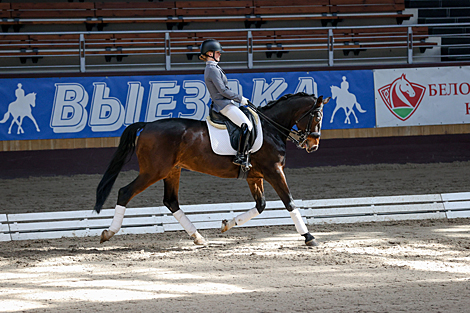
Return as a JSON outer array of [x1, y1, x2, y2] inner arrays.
[[0, 0, 412, 31], [0, 26, 436, 63]]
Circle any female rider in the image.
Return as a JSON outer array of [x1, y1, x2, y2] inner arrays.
[[199, 39, 253, 170]]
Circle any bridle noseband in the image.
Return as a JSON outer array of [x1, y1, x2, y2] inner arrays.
[[291, 104, 323, 148], [247, 100, 323, 149]]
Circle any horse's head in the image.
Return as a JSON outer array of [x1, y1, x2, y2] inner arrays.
[[330, 86, 338, 99], [294, 96, 330, 153], [398, 74, 415, 97], [26, 92, 37, 107]]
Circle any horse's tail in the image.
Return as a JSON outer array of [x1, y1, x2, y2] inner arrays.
[[94, 122, 147, 213], [0, 111, 9, 123], [355, 101, 366, 113]]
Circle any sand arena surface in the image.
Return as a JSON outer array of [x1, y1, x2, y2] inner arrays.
[[0, 161, 469, 312]]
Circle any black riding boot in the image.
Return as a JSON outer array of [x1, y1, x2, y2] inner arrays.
[[233, 123, 252, 171]]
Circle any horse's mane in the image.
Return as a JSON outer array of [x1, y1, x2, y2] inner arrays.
[[258, 92, 315, 111]]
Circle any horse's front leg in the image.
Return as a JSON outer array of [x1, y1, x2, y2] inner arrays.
[[265, 165, 318, 246], [18, 116, 25, 134], [164, 167, 206, 245], [330, 105, 340, 123], [221, 178, 266, 232], [28, 114, 41, 132], [344, 108, 351, 124]]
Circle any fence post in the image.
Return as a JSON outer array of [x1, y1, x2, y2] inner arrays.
[[79, 34, 86, 73], [328, 28, 334, 66], [407, 26, 413, 64], [165, 32, 171, 70], [247, 30, 253, 69]]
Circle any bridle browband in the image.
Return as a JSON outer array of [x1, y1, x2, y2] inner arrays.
[[247, 100, 323, 149]]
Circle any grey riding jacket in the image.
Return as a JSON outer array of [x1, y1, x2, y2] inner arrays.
[[204, 61, 242, 112]]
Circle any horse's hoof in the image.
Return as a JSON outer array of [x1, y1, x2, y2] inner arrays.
[[221, 220, 229, 233], [306, 238, 319, 247], [221, 219, 236, 233], [100, 230, 115, 244], [191, 232, 207, 245], [303, 232, 319, 246]]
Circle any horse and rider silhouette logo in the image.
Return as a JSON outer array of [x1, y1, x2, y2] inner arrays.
[[0, 83, 40, 135], [330, 76, 366, 124], [378, 74, 426, 121]]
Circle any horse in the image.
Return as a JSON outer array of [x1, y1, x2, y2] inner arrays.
[[390, 74, 415, 108], [330, 85, 366, 124], [0, 93, 40, 135], [94, 92, 330, 246]]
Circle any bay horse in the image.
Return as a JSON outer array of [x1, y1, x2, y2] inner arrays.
[[94, 92, 330, 246]]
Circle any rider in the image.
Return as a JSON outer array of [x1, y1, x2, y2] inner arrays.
[[15, 83, 25, 102], [340, 76, 349, 91], [200, 39, 253, 170]]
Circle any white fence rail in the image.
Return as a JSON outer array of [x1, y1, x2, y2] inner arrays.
[[1, 192, 469, 242]]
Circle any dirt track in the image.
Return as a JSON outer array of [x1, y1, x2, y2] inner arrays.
[[1, 161, 470, 214], [0, 161, 469, 312]]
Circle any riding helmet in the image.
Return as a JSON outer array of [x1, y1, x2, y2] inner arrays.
[[200, 39, 223, 57]]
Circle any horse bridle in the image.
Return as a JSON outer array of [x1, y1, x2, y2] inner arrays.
[[247, 100, 323, 149]]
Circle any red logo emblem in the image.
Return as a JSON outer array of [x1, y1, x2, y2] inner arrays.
[[378, 74, 426, 121]]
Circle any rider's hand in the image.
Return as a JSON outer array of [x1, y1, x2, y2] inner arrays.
[[241, 97, 249, 106]]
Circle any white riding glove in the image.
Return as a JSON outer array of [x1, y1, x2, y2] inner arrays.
[[241, 97, 249, 106]]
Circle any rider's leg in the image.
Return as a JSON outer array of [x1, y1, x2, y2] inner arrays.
[[233, 123, 252, 169], [219, 104, 253, 131], [220, 104, 253, 169]]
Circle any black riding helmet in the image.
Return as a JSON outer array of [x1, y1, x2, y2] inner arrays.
[[200, 39, 223, 58]]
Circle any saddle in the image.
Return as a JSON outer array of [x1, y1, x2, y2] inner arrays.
[[207, 106, 258, 152]]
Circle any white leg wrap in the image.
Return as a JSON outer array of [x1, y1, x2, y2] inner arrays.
[[290, 208, 309, 235], [109, 205, 126, 233], [173, 210, 197, 236], [235, 208, 259, 226]]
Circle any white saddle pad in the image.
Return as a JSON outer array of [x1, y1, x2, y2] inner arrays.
[[206, 111, 263, 156]]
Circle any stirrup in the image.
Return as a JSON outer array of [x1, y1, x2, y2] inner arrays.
[[233, 154, 252, 171]]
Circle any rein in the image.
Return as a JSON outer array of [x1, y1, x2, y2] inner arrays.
[[247, 100, 323, 148]]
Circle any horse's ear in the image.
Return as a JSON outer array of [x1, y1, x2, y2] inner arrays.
[[323, 97, 331, 104], [401, 73, 406, 79], [315, 96, 323, 107]]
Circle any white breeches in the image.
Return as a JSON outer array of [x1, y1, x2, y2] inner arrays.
[[220, 104, 253, 131]]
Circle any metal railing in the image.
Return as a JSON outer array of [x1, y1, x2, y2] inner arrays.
[[0, 22, 469, 74]]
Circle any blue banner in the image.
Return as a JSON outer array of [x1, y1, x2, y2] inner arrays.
[[0, 70, 375, 141]]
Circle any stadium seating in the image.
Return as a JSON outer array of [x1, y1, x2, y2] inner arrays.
[[0, 26, 436, 65], [0, 0, 445, 69], [0, 1, 412, 32], [406, 0, 470, 60]]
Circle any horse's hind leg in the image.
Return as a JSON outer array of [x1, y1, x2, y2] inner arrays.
[[8, 116, 17, 134], [100, 172, 162, 243], [221, 178, 266, 233], [350, 109, 359, 123], [163, 167, 206, 245]]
